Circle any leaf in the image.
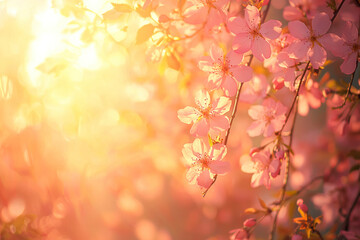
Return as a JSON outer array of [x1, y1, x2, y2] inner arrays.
[[258, 198, 267, 209], [349, 164, 360, 173], [165, 52, 180, 70], [102, 9, 123, 21], [111, 3, 133, 13], [349, 150, 360, 160], [136, 24, 155, 45], [244, 208, 258, 214], [135, 4, 152, 18]]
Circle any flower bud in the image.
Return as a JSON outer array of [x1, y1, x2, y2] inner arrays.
[[243, 218, 256, 228]]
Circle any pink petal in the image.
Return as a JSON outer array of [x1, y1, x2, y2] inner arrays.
[[197, 170, 213, 188], [318, 33, 349, 57], [248, 105, 264, 120], [195, 89, 210, 109], [245, 5, 260, 30], [183, 4, 207, 25], [247, 120, 266, 137], [309, 43, 327, 69], [233, 33, 252, 54], [192, 138, 206, 156], [190, 117, 210, 136], [312, 12, 331, 37], [231, 65, 253, 82], [288, 21, 310, 40], [287, 40, 311, 59], [263, 123, 275, 137], [260, 20, 282, 40], [182, 143, 195, 164], [209, 115, 230, 132], [186, 167, 200, 184], [210, 44, 223, 62], [340, 52, 357, 75], [241, 159, 256, 173], [209, 143, 227, 161], [221, 75, 238, 97], [208, 72, 223, 90], [178, 106, 201, 124], [198, 56, 215, 72], [283, 6, 302, 21], [209, 160, 230, 174], [228, 17, 249, 35], [212, 96, 231, 115], [341, 21, 358, 44], [205, 8, 223, 29], [252, 37, 271, 61], [269, 158, 280, 174], [227, 50, 243, 66]]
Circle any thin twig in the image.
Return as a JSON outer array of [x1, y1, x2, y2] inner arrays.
[[331, 0, 346, 22], [333, 60, 359, 109], [314, 230, 325, 240], [278, 61, 310, 133], [344, 188, 360, 230]]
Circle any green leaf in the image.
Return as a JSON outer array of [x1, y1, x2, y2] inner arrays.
[[111, 3, 133, 13], [135, 24, 155, 45]]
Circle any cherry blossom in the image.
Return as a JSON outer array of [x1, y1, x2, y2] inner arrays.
[[287, 12, 335, 69], [247, 98, 287, 137], [183, 0, 229, 29], [228, 5, 282, 61], [182, 138, 230, 188], [332, 21, 360, 74], [241, 150, 281, 189], [198, 44, 253, 96], [178, 89, 231, 136]]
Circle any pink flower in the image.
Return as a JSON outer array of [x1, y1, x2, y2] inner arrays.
[[199, 44, 253, 97], [183, 0, 229, 29], [182, 138, 230, 188], [241, 150, 281, 189], [272, 52, 299, 90], [247, 98, 287, 137], [287, 12, 333, 69], [239, 74, 270, 103], [178, 90, 231, 137], [298, 78, 323, 116], [228, 5, 282, 61], [333, 21, 360, 75], [230, 228, 249, 240]]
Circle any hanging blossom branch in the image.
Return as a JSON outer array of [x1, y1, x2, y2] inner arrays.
[[333, 60, 359, 109], [269, 0, 348, 237], [202, 0, 273, 196]]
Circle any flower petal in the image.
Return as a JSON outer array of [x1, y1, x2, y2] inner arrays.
[[233, 33, 253, 54], [178, 106, 201, 124], [312, 12, 331, 37], [197, 170, 213, 188], [340, 52, 357, 75], [231, 65, 253, 82], [190, 117, 210, 136], [288, 20, 310, 40], [247, 120, 266, 137], [228, 16, 249, 35], [209, 160, 230, 174], [245, 5, 260, 30], [309, 43, 327, 69], [212, 96, 231, 115], [210, 44, 223, 62], [209, 143, 227, 161], [209, 115, 230, 132], [221, 75, 238, 97], [252, 37, 271, 61], [260, 20, 282, 40], [195, 89, 211, 109]]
